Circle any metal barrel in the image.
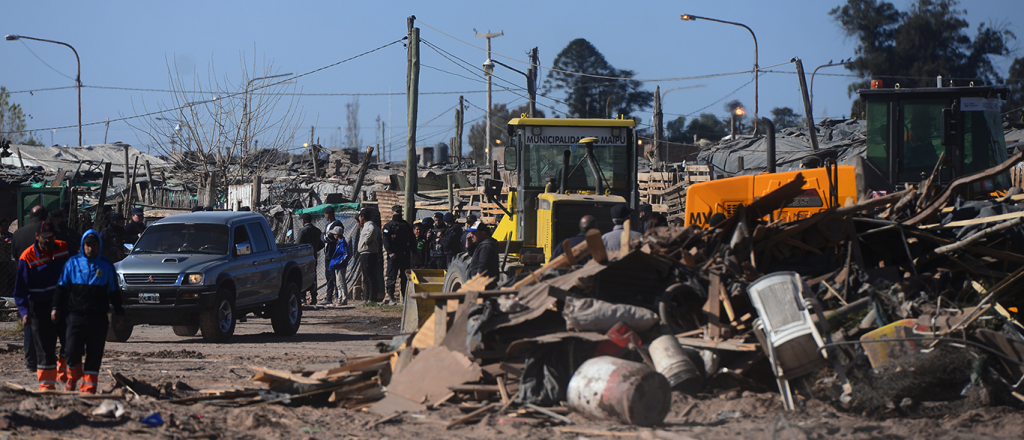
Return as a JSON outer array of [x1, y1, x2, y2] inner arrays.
[[567, 356, 671, 427], [649, 335, 703, 394]]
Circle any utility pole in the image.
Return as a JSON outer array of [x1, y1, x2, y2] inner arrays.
[[104, 118, 110, 144], [653, 86, 663, 168], [527, 47, 538, 118], [405, 16, 420, 220], [794, 58, 819, 151], [475, 29, 503, 166]]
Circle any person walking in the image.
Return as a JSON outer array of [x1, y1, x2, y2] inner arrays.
[[357, 208, 381, 302], [327, 225, 351, 305], [601, 204, 642, 255], [53, 230, 125, 394], [13, 205, 48, 374], [382, 205, 414, 305], [465, 221, 500, 290], [296, 213, 324, 304], [320, 207, 343, 305], [14, 220, 72, 391]]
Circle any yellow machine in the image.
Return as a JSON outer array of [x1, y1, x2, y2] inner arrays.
[[684, 84, 1012, 228]]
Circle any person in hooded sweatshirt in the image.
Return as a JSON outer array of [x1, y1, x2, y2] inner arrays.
[[53, 230, 124, 394]]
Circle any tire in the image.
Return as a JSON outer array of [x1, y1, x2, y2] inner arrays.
[[172, 325, 200, 337], [442, 254, 472, 292], [106, 315, 134, 342], [658, 283, 702, 334], [271, 282, 302, 336], [200, 287, 236, 343]]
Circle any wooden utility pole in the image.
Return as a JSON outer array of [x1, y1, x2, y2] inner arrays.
[[352, 146, 375, 203], [528, 47, 538, 118], [653, 85, 663, 169], [93, 162, 112, 230], [405, 16, 420, 220], [144, 160, 155, 204], [453, 96, 464, 160], [794, 58, 819, 151], [123, 143, 130, 190], [252, 175, 262, 209], [126, 156, 139, 212]]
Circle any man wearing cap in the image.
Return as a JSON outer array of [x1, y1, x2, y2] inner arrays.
[[601, 204, 642, 254], [441, 212, 464, 267], [327, 224, 351, 305], [14, 220, 72, 391], [320, 206, 343, 305], [465, 221, 499, 290], [101, 213, 130, 263], [382, 205, 414, 305], [357, 208, 381, 302], [53, 229, 124, 394], [428, 212, 448, 270], [296, 213, 324, 305], [125, 208, 147, 242]]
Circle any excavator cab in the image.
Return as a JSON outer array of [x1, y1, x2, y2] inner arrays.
[[859, 84, 1010, 195]]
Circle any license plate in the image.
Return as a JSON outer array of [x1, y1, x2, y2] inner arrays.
[[138, 293, 160, 304]]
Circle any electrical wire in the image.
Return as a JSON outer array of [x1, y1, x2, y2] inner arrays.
[[14, 40, 76, 81]]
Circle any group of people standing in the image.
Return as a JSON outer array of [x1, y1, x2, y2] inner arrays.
[[12, 204, 134, 393]]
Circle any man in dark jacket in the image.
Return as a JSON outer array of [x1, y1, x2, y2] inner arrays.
[[411, 222, 429, 269], [50, 210, 79, 256], [466, 221, 499, 290], [320, 207, 343, 304], [382, 206, 414, 305], [53, 229, 124, 394], [551, 214, 596, 263], [14, 220, 72, 391], [124, 207, 147, 242], [441, 212, 464, 267], [428, 213, 448, 270], [101, 213, 130, 263], [296, 213, 324, 304], [12, 205, 48, 373]]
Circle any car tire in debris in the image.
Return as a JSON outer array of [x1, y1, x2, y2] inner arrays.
[[105, 313, 134, 342], [172, 325, 200, 337], [442, 254, 471, 292], [200, 287, 236, 343], [658, 283, 702, 334], [270, 281, 302, 336]]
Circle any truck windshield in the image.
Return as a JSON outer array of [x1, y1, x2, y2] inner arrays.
[[133, 223, 230, 255], [522, 143, 630, 192]]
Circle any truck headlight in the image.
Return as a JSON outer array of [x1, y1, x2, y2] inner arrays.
[[187, 274, 204, 285]]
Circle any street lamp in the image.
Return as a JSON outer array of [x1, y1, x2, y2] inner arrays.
[[475, 29, 503, 166], [6, 34, 82, 146], [488, 58, 536, 118], [810, 59, 851, 110], [680, 14, 759, 133], [241, 73, 292, 155]]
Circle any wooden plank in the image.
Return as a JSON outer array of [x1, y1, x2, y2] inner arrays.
[[676, 337, 758, 352], [924, 210, 1024, 229]]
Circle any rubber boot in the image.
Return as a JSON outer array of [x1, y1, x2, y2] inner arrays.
[[37, 368, 58, 391], [80, 373, 99, 394], [66, 364, 84, 392], [56, 357, 69, 389]]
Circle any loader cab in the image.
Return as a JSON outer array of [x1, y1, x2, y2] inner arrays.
[[859, 84, 1010, 194]]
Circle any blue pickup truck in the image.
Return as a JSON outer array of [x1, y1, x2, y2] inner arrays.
[[113, 211, 316, 342]]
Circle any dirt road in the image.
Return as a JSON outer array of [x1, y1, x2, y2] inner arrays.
[[1, 304, 1022, 439]]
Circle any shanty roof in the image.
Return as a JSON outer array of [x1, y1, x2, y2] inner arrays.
[[1, 142, 170, 175]]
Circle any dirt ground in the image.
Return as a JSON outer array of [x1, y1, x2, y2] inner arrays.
[[2, 304, 1023, 440]]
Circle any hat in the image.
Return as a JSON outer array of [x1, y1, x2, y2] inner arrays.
[[83, 233, 99, 244], [38, 220, 57, 238], [422, 217, 435, 228], [466, 220, 486, 233], [131, 207, 145, 216], [610, 204, 632, 220], [324, 206, 335, 215], [443, 212, 455, 224], [300, 213, 313, 223], [329, 225, 344, 236], [433, 212, 444, 219], [111, 213, 126, 222], [392, 204, 403, 213], [359, 208, 373, 218]]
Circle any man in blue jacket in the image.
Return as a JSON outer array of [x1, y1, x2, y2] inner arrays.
[[53, 229, 124, 394], [327, 225, 351, 306]]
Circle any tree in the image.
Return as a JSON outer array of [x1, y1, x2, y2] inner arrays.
[[129, 54, 302, 204], [541, 38, 653, 118], [665, 116, 689, 144], [724, 100, 750, 135], [686, 113, 727, 143], [770, 107, 803, 129], [345, 97, 361, 150], [467, 103, 544, 163], [1007, 57, 1024, 120], [831, 0, 1015, 114], [0, 86, 39, 145]]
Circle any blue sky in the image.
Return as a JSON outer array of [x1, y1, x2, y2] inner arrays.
[[3, 0, 1020, 160]]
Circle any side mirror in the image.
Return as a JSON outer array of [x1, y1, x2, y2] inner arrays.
[[483, 179, 503, 197], [235, 242, 252, 256], [503, 146, 518, 171], [123, 243, 134, 253]]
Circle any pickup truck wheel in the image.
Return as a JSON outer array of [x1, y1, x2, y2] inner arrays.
[[442, 254, 472, 292], [271, 282, 302, 336], [172, 325, 200, 337], [106, 315, 134, 342], [200, 288, 236, 343]]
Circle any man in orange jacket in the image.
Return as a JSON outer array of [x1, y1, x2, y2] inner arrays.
[[14, 220, 72, 391]]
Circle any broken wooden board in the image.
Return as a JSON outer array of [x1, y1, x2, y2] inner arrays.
[[370, 393, 427, 415], [674, 337, 758, 352], [386, 346, 482, 406], [249, 366, 322, 385]]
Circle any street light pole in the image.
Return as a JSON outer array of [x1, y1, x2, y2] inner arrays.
[[241, 73, 292, 156], [475, 29, 503, 165], [6, 34, 81, 146], [680, 14, 759, 133], [489, 58, 535, 118]]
